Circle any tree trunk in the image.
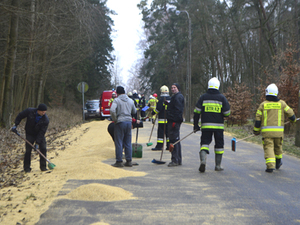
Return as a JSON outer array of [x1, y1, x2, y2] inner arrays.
[[1, 0, 20, 128]]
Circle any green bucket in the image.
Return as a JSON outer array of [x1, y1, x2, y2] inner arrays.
[[132, 143, 143, 158]]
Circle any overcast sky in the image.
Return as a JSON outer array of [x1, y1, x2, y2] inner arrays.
[[106, 0, 145, 84]]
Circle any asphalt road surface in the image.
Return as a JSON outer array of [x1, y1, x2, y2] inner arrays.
[[37, 121, 300, 225]]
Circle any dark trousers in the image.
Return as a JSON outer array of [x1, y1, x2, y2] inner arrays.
[[108, 122, 115, 141], [168, 122, 181, 164], [200, 130, 224, 154], [114, 122, 132, 162], [24, 134, 47, 170], [155, 122, 169, 149]]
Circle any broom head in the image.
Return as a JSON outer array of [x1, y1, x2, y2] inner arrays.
[[152, 159, 166, 164], [48, 163, 56, 170], [146, 142, 153, 147], [231, 138, 236, 152]]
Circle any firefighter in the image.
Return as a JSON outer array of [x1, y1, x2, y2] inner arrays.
[[132, 90, 140, 119], [193, 77, 230, 172], [108, 92, 117, 107], [139, 94, 146, 120], [151, 85, 171, 151], [148, 94, 158, 123], [253, 83, 296, 173]]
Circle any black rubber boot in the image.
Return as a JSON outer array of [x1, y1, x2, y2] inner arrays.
[[215, 154, 224, 171], [276, 159, 282, 169], [199, 150, 207, 173]]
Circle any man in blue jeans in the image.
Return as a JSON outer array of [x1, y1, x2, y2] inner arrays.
[[110, 86, 137, 167]]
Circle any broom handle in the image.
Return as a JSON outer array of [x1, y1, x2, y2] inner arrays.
[[160, 98, 166, 161], [172, 130, 196, 146], [16, 132, 52, 164], [148, 116, 156, 142], [236, 118, 299, 143]]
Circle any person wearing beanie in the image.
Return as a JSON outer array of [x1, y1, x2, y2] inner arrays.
[[110, 86, 137, 167], [165, 83, 185, 167], [11, 104, 49, 172], [253, 83, 296, 173], [193, 77, 230, 173]]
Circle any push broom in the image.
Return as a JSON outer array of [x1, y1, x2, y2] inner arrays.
[[231, 118, 300, 152], [14, 131, 56, 170]]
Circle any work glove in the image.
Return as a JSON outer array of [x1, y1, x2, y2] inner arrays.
[[151, 110, 156, 116], [164, 100, 170, 105], [11, 125, 18, 134], [34, 144, 39, 151], [253, 130, 260, 136], [172, 122, 176, 128], [193, 124, 200, 133], [291, 119, 297, 123]]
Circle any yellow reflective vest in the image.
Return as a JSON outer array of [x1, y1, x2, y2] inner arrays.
[[254, 100, 295, 138]]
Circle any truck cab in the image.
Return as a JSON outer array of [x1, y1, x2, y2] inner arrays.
[[100, 90, 115, 120]]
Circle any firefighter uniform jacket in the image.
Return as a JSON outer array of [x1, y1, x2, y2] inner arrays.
[[153, 94, 171, 123], [254, 99, 296, 138], [194, 89, 230, 130]]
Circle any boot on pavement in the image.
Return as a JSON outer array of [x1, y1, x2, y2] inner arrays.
[[215, 154, 224, 171], [199, 150, 207, 173], [276, 159, 282, 169]]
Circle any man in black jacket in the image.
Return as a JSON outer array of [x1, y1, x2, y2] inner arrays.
[[193, 77, 230, 173], [166, 83, 184, 167], [11, 104, 49, 172]]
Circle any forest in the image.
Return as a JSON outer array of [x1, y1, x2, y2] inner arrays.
[[0, 0, 114, 128], [136, 0, 300, 122], [1, 0, 300, 128]]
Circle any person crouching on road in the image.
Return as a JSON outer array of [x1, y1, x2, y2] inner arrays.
[[193, 77, 230, 173], [11, 104, 49, 172], [253, 83, 296, 173], [166, 83, 184, 167], [110, 86, 137, 167]]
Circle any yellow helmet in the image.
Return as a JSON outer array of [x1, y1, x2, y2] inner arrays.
[[160, 85, 169, 93]]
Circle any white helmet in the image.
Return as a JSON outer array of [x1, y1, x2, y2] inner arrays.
[[160, 85, 169, 93], [208, 77, 220, 90], [266, 83, 278, 96], [133, 90, 137, 94], [149, 95, 154, 99], [128, 92, 132, 96]]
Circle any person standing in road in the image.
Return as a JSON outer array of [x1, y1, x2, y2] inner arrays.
[[110, 86, 137, 167], [193, 77, 230, 173], [108, 91, 117, 107], [11, 104, 49, 172], [151, 85, 171, 151], [166, 83, 184, 167], [253, 83, 296, 173]]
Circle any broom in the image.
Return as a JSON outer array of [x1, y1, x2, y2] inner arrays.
[[146, 116, 156, 147], [169, 130, 197, 152], [232, 118, 300, 152], [14, 131, 56, 170]]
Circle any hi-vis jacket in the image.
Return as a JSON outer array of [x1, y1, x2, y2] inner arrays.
[[153, 94, 171, 123], [254, 99, 295, 138], [194, 89, 230, 130]]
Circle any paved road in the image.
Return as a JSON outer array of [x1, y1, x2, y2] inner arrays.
[[37, 122, 300, 225]]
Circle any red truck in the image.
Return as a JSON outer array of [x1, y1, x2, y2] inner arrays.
[[99, 90, 115, 119]]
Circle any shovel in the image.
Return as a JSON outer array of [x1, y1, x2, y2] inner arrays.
[[169, 130, 197, 152], [152, 98, 167, 164], [13, 131, 56, 170]]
